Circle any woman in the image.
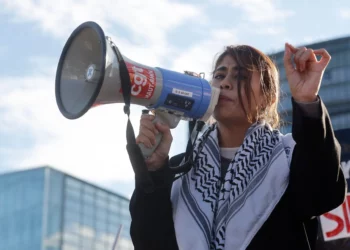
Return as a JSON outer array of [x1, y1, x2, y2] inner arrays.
[[129, 43, 346, 250]]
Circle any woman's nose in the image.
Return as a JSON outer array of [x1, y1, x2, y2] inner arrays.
[[220, 78, 232, 90]]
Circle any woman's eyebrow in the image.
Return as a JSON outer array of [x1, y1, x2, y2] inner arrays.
[[214, 66, 227, 72], [214, 65, 245, 74]]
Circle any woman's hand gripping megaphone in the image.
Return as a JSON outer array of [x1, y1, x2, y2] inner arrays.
[[136, 110, 181, 170]]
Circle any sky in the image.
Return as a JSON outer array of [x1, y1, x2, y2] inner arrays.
[[0, 0, 349, 198]]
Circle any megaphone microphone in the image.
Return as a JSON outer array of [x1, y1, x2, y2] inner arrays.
[[55, 21, 220, 191]]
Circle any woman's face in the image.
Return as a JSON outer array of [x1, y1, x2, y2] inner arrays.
[[211, 55, 265, 125]]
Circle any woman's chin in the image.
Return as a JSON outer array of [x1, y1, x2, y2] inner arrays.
[[213, 111, 235, 122], [213, 109, 246, 124], [214, 105, 235, 116]]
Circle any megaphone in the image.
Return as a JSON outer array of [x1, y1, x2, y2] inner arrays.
[[55, 21, 220, 158]]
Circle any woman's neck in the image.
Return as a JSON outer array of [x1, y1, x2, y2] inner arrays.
[[217, 122, 251, 148]]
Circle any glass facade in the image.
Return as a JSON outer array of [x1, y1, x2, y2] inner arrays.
[[269, 37, 350, 133], [0, 168, 45, 250], [0, 167, 133, 250]]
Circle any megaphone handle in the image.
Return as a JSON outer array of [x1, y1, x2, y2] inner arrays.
[[138, 112, 165, 158], [139, 110, 180, 159]]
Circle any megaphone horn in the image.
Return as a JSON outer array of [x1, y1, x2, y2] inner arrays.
[[55, 21, 220, 159]]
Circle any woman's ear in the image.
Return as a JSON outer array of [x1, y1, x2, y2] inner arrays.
[[258, 94, 268, 110], [261, 94, 276, 109], [270, 95, 276, 106]]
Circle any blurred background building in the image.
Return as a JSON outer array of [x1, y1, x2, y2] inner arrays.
[[0, 167, 133, 250], [270, 36, 350, 133]]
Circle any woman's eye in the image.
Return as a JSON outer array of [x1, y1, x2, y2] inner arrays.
[[214, 74, 225, 80]]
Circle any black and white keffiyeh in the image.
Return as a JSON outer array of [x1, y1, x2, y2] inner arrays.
[[170, 121, 296, 250]]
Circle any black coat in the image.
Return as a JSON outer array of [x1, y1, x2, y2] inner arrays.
[[129, 98, 346, 250]]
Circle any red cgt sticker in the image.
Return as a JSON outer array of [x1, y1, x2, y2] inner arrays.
[[119, 61, 157, 99]]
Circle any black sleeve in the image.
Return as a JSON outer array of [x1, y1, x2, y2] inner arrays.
[[129, 156, 183, 250], [288, 97, 347, 219]]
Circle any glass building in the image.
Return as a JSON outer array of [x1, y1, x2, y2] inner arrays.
[[269, 36, 350, 133], [0, 167, 133, 250]]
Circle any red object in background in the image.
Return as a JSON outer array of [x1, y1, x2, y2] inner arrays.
[[320, 195, 350, 241]]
